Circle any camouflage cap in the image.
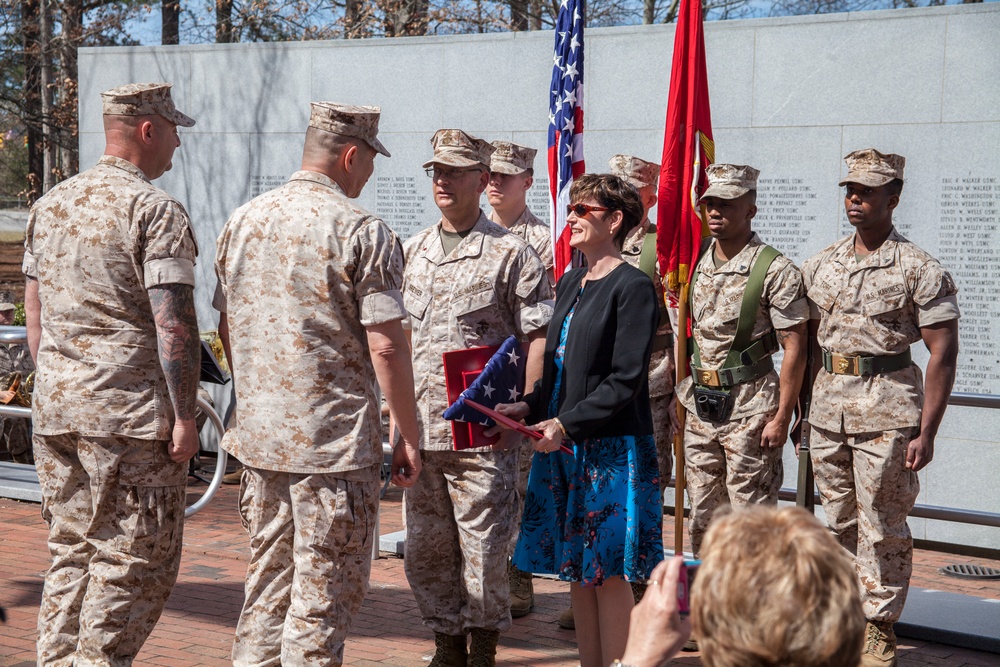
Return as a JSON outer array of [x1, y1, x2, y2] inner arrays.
[[101, 82, 195, 128], [0, 290, 15, 311], [490, 141, 536, 175], [309, 102, 391, 158], [700, 163, 760, 201], [608, 154, 660, 189], [423, 129, 495, 170], [839, 148, 905, 187]]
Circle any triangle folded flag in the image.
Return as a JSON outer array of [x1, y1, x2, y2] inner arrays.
[[443, 336, 525, 427]]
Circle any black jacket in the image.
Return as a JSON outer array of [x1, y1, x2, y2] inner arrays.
[[524, 263, 659, 442]]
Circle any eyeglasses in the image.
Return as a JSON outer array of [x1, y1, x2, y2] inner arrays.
[[566, 203, 610, 217], [425, 167, 484, 180]]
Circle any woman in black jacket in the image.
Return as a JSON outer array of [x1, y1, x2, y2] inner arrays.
[[496, 173, 663, 667]]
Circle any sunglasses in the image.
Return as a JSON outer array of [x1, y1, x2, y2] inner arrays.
[[566, 203, 610, 217], [425, 167, 484, 180]]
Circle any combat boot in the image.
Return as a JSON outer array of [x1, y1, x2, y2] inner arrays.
[[467, 628, 500, 667], [428, 632, 467, 667], [508, 562, 534, 618], [861, 620, 897, 667]]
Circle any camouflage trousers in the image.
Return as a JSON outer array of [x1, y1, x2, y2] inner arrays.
[[233, 467, 379, 667], [810, 425, 920, 623], [684, 409, 782, 555], [33, 433, 186, 667], [405, 449, 518, 635], [650, 391, 675, 496], [508, 437, 530, 557]]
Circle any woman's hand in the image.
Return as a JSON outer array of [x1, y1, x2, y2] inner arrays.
[[618, 558, 691, 667], [530, 419, 565, 453]]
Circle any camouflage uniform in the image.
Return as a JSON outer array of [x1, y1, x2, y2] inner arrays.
[[804, 221, 959, 623], [490, 206, 553, 287], [215, 102, 401, 667], [0, 308, 34, 462], [677, 165, 809, 555], [24, 82, 198, 667], [403, 131, 551, 636], [612, 155, 677, 495]]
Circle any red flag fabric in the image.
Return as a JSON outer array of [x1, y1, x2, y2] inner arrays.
[[656, 0, 715, 302]]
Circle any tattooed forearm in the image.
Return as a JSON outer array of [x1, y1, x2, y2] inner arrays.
[[149, 283, 201, 421]]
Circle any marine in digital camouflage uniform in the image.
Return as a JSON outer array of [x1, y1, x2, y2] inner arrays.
[[24, 82, 202, 667], [801, 149, 960, 667], [486, 139, 551, 618], [0, 291, 34, 463], [403, 129, 552, 667], [487, 140, 554, 290], [609, 154, 677, 496], [215, 102, 421, 667], [677, 164, 809, 556]]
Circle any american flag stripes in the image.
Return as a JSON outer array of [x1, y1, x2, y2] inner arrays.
[[547, 0, 586, 280]]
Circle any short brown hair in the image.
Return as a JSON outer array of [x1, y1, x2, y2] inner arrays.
[[569, 173, 643, 250], [692, 507, 864, 667]]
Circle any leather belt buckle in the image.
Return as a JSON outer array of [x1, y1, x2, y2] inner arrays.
[[829, 354, 859, 376], [696, 368, 721, 387]]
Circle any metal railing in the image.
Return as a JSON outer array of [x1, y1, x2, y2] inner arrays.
[[0, 325, 228, 518]]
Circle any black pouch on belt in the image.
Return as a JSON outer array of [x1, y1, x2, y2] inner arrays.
[[693, 386, 734, 424]]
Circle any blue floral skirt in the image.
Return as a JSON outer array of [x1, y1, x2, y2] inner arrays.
[[512, 433, 664, 586]]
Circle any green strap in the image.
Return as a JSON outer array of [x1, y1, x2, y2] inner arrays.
[[639, 226, 658, 282], [691, 244, 782, 372], [639, 225, 670, 334]]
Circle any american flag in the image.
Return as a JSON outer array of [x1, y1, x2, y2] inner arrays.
[[442, 336, 525, 427], [548, 0, 586, 280]]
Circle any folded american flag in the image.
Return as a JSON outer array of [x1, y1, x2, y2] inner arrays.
[[443, 336, 525, 427]]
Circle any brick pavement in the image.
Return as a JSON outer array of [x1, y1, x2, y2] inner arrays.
[[2, 473, 999, 666]]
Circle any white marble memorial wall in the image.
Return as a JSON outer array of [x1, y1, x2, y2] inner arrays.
[[78, 3, 1000, 549]]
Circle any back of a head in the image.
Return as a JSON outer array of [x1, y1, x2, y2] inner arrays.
[[692, 506, 864, 667]]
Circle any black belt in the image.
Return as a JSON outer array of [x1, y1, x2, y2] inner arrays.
[[822, 348, 912, 376], [651, 332, 674, 354]]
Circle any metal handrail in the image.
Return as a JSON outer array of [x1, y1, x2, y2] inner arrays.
[[0, 326, 228, 517], [185, 396, 228, 518]]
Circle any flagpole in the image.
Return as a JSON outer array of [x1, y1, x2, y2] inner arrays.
[[673, 288, 689, 556]]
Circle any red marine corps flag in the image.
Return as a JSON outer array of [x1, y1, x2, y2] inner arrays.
[[548, 0, 586, 279], [656, 0, 714, 554]]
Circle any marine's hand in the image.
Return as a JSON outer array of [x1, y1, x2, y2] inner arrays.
[[489, 428, 523, 452], [619, 558, 691, 667], [760, 415, 790, 449], [391, 436, 422, 488], [906, 432, 934, 472], [168, 418, 200, 463], [484, 401, 531, 437]]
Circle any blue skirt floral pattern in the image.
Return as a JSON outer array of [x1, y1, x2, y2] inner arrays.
[[513, 293, 664, 586]]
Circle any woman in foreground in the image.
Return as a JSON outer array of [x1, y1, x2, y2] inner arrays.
[[496, 173, 663, 667]]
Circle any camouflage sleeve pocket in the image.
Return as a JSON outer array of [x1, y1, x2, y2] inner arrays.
[[403, 284, 431, 321], [807, 284, 838, 314]]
